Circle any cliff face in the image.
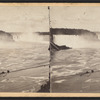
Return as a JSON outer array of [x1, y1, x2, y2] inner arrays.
[[0, 30, 14, 42], [0, 28, 98, 44], [51, 28, 98, 41]]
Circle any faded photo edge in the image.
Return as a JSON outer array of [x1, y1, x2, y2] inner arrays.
[[0, 3, 100, 97]]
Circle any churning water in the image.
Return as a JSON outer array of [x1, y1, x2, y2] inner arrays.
[[0, 31, 50, 92], [51, 32, 100, 92]]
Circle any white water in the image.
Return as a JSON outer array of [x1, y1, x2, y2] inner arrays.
[[12, 32, 49, 44], [0, 32, 49, 48], [54, 34, 100, 48]]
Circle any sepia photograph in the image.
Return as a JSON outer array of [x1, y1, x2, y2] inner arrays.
[[0, 6, 50, 92], [1, 3, 100, 97], [50, 6, 100, 93]]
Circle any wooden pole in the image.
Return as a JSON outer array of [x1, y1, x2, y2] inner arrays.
[[48, 6, 53, 52], [48, 6, 59, 52], [48, 6, 51, 92]]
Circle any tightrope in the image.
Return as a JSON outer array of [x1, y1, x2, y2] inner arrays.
[[0, 63, 50, 76]]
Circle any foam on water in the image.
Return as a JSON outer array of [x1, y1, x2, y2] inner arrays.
[[52, 48, 100, 77], [54, 79, 65, 83], [54, 34, 100, 48]]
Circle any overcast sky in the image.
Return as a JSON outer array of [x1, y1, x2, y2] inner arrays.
[[0, 6, 100, 32], [51, 6, 100, 32], [0, 6, 49, 32]]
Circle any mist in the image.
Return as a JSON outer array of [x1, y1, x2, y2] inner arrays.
[[53, 28, 100, 49]]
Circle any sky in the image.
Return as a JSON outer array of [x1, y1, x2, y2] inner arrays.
[[51, 6, 100, 32], [0, 6, 100, 32], [0, 6, 49, 32]]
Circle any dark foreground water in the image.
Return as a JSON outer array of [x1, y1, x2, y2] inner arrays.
[[51, 48, 100, 93], [0, 42, 49, 92]]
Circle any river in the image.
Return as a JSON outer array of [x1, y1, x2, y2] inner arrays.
[[51, 48, 100, 92], [0, 42, 50, 92]]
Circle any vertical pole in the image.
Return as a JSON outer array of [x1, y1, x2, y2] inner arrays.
[[48, 6, 51, 50], [48, 6, 50, 30], [48, 6, 50, 92], [48, 6, 53, 59], [48, 6, 52, 92], [48, 6, 53, 55]]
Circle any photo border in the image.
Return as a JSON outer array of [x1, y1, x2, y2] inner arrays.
[[0, 3, 100, 97]]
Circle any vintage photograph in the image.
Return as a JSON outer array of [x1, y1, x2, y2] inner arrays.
[[0, 6, 50, 92], [1, 3, 100, 96], [50, 6, 100, 93]]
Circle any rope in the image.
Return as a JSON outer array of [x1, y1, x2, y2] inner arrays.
[[68, 69, 100, 78], [0, 63, 49, 77]]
